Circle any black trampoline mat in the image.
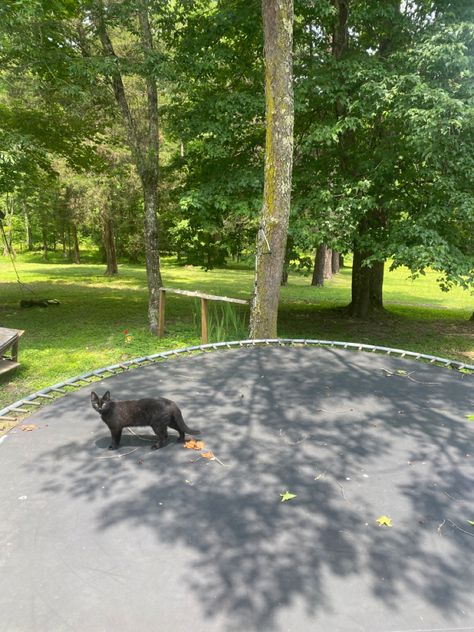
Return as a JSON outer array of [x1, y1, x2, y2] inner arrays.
[[1, 346, 473, 632]]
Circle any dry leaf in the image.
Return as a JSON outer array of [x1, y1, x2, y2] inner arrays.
[[280, 490, 297, 502], [184, 439, 205, 450], [20, 424, 38, 432], [200, 451, 215, 460], [376, 515, 393, 527]]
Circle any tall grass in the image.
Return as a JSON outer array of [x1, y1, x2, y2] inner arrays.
[[192, 299, 248, 342]]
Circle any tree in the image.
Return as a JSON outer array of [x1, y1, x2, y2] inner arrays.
[[162, 0, 265, 269], [91, 0, 163, 331], [250, 0, 294, 339], [1, 0, 166, 330]]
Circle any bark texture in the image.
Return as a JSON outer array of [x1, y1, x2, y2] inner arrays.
[[332, 250, 340, 274], [311, 244, 333, 286], [250, 0, 294, 338], [312, 245, 327, 287], [349, 249, 384, 318]]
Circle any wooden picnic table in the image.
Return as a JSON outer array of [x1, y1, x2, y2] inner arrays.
[[0, 327, 24, 376]]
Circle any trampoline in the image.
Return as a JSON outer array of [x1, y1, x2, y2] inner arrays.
[[0, 341, 473, 632]]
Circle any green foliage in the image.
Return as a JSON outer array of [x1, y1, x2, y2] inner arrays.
[[1, 0, 473, 298], [207, 301, 248, 342]]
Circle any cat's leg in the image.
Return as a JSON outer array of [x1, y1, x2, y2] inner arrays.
[[150, 424, 167, 450], [171, 412, 186, 443], [109, 428, 122, 450]]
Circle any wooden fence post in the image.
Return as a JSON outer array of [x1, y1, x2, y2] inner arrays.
[[158, 289, 166, 338], [201, 298, 208, 344]]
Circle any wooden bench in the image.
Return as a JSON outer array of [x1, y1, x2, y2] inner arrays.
[[0, 327, 24, 376]]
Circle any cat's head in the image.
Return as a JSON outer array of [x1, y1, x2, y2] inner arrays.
[[91, 390, 112, 414]]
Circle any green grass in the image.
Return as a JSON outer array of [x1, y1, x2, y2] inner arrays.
[[0, 253, 472, 416]]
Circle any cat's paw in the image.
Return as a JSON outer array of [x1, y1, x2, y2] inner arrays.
[[108, 444, 119, 450]]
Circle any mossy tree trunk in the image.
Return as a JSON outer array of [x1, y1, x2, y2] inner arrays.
[[250, 0, 294, 339]]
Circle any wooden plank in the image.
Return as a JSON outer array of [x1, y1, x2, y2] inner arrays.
[[0, 359, 20, 377], [161, 287, 248, 305]]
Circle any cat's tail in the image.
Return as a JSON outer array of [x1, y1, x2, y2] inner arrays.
[[175, 409, 201, 436], [183, 424, 201, 436]]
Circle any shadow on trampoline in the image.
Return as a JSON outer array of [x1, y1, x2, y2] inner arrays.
[[3, 345, 474, 631]]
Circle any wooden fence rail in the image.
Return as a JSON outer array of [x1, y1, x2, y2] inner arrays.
[[158, 288, 248, 344]]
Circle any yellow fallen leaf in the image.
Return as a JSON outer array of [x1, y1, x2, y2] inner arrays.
[[280, 490, 297, 502], [184, 439, 205, 450], [20, 424, 38, 432], [376, 515, 393, 527], [200, 451, 215, 460]]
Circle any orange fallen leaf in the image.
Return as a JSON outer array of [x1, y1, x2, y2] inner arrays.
[[20, 424, 38, 432], [200, 451, 215, 460], [184, 439, 205, 450]]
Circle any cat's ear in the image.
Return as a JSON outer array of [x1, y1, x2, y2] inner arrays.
[[91, 391, 99, 403], [103, 391, 111, 401]]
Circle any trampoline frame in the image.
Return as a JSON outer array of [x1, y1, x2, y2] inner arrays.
[[1, 337, 473, 423]]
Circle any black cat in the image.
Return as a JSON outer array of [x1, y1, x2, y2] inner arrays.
[[90, 391, 200, 450]]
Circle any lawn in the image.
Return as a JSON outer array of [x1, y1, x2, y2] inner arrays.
[[0, 252, 472, 414]]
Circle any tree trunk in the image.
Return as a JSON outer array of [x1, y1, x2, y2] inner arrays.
[[143, 182, 163, 332], [42, 226, 48, 261], [2, 215, 16, 258], [311, 244, 328, 287], [346, 3, 399, 319], [324, 247, 333, 279], [281, 235, 293, 286], [94, 2, 162, 333], [103, 213, 117, 275], [332, 250, 340, 274], [24, 211, 33, 251], [349, 250, 385, 318], [138, 5, 162, 333], [250, 0, 294, 339], [71, 224, 81, 263]]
